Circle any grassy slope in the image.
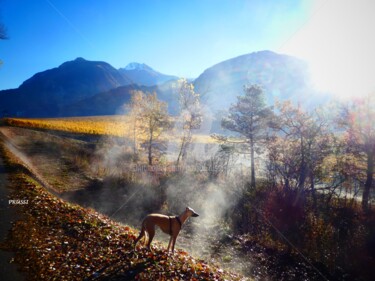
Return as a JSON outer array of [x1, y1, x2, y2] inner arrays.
[[0, 144, 245, 281]]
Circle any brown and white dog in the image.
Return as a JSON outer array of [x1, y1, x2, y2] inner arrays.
[[134, 207, 199, 253]]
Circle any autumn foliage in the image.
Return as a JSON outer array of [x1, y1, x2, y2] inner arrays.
[[0, 146, 243, 280]]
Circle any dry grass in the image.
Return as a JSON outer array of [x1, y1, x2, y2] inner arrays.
[[6, 116, 131, 137], [5, 116, 218, 144]]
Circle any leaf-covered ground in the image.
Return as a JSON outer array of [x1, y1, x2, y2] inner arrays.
[[0, 146, 246, 281]]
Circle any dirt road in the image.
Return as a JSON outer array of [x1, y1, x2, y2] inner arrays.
[[0, 154, 25, 280]]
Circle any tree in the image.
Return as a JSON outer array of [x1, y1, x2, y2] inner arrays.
[[204, 144, 237, 180], [268, 101, 333, 205], [340, 95, 375, 211], [175, 79, 202, 167], [127, 90, 144, 156], [215, 85, 273, 188], [128, 91, 171, 166]]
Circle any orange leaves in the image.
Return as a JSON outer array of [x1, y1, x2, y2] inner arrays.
[[4, 163, 243, 281]]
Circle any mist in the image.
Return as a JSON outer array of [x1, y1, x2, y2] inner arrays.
[[0, 95, 254, 275]]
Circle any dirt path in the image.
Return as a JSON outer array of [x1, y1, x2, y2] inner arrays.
[[0, 154, 25, 280], [0, 126, 96, 192]]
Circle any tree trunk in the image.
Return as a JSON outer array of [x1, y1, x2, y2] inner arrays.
[[298, 137, 307, 190], [250, 137, 256, 188], [133, 118, 138, 156], [176, 136, 186, 168], [311, 172, 318, 212], [148, 127, 153, 166], [285, 177, 290, 190], [362, 149, 374, 211]]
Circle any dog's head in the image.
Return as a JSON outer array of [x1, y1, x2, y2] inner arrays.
[[186, 207, 199, 217]]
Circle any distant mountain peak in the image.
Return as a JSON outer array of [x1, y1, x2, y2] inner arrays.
[[119, 62, 178, 86], [74, 57, 86, 62], [123, 62, 153, 71]]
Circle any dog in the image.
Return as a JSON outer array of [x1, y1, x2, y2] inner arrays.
[[134, 207, 199, 253]]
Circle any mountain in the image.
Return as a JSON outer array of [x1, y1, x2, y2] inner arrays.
[[63, 84, 140, 117], [0, 51, 320, 118], [119, 62, 178, 86], [63, 80, 180, 117], [194, 50, 316, 112], [58, 52, 315, 118], [19, 57, 132, 104], [0, 57, 132, 117]]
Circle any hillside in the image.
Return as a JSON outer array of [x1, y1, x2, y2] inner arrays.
[[0, 145, 243, 280], [62, 80, 180, 116], [62, 84, 140, 117], [0, 58, 132, 117], [194, 50, 317, 111]]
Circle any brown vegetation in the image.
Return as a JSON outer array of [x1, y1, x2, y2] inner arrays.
[[1, 86, 374, 280], [0, 143, 244, 281]]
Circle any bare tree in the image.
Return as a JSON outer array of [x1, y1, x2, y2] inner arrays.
[[126, 90, 144, 156], [339, 95, 375, 211], [176, 79, 202, 167], [268, 101, 334, 205], [128, 91, 171, 166], [204, 144, 237, 180]]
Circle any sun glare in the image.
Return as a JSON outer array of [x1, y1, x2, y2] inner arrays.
[[307, 53, 375, 100], [281, 0, 375, 100]]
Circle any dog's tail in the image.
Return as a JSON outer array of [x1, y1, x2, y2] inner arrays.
[[134, 221, 148, 251]]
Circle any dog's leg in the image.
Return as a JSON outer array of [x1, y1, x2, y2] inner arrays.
[[134, 226, 145, 251], [171, 235, 177, 253], [146, 226, 155, 251], [167, 235, 173, 252]]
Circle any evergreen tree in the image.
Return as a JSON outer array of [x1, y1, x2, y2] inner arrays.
[[218, 85, 273, 188]]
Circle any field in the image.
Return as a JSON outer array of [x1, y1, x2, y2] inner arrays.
[[5, 116, 216, 144], [6, 116, 132, 136]]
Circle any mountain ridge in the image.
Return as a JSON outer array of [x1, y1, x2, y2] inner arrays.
[[0, 51, 321, 118]]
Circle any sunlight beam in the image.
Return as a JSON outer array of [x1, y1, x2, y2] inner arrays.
[[281, 0, 375, 100]]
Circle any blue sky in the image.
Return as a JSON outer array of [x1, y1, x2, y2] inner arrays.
[[0, 0, 311, 90], [1, 0, 375, 99]]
